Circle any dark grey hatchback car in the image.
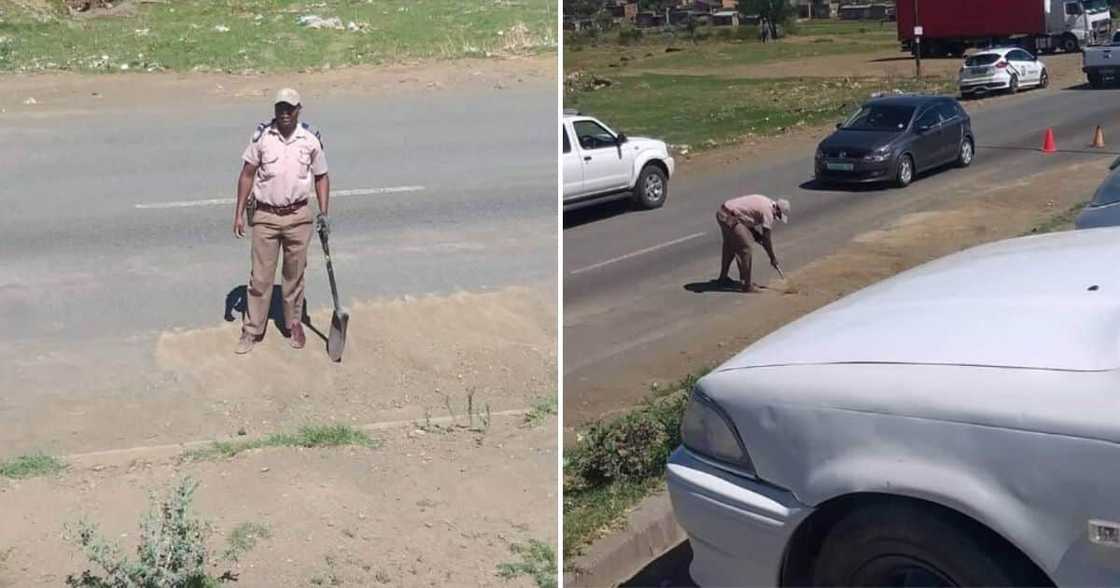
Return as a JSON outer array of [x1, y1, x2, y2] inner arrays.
[[815, 95, 975, 188]]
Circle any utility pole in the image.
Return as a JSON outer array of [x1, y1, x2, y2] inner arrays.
[[913, 0, 922, 79]]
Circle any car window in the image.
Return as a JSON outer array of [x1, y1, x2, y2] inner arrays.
[[573, 120, 617, 150], [563, 127, 571, 154], [1092, 169, 1120, 206], [915, 107, 940, 129], [1009, 49, 1033, 62], [842, 104, 915, 131], [1066, 2, 1082, 15], [935, 102, 958, 123], [964, 54, 1000, 67]]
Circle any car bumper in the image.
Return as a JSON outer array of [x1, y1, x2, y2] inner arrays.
[[815, 160, 893, 184], [666, 447, 811, 587], [960, 77, 1011, 93]]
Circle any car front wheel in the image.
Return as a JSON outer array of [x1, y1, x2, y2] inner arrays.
[[958, 138, 974, 168], [633, 164, 668, 209], [811, 502, 1029, 587], [895, 154, 914, 188]]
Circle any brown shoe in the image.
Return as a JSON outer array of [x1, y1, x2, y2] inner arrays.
[[289, 322, 306, 349], [235, 332, 256, 355]]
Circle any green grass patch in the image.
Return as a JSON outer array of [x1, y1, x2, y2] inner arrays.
[[497, 539, 556, 588], [223, 521, 272, 563], [567, 74, 954, 150], [525, 394, 557, 427], [1023, 201, 1089, 236], [0, 453, 66, 479], [0, 0, 556, 73], [564, 18, 895, 74], [184, 424, 378, 461], [562, 367, 713, 559]]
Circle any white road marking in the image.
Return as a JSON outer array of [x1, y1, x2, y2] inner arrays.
[[134, 185, 426, 209], [570, 232, 707, 275]]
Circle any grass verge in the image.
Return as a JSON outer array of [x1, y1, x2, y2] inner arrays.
[[563, 368, 710, 559], [183, 423, 378, 461], [0, 452, 66, 479], [0, 0, 556, 74], [1023, 201, 1088, 235], [497, 539, 557, 588], [568, 74, 954, 150]]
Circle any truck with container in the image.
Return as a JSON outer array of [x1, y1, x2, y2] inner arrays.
[[896, 0, 1112, 58]]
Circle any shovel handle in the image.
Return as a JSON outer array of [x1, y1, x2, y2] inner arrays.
[[318, 226, 342, 312]]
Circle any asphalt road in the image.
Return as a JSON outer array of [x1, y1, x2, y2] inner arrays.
[[0, 81, 556, 399], [563, 82, 1120, 428]]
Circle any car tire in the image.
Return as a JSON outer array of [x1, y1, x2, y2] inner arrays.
[[895, 154, 914, 188], [1008, 74, 1019, 94], [1039, 68, 1049, 89], [957, 137, 974, 168], [633, 164, 668, 209], [811, 502, 1026, 587]]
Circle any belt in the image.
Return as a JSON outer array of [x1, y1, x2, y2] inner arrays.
[[254, 200, 307, 215]]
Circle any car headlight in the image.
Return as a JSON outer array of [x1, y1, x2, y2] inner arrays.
[[864, 148, 891, 162], [681, 388, 754, 474]]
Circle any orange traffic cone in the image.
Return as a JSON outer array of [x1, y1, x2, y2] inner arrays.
[[1091, 125, 1106, 148], [1042, 128, 1057, 153]]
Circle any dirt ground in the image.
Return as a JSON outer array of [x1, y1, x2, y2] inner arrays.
[[0, 54, 555, 115], [0, 414, 556, 587], [567, 155, 1109, 430], [0, 284, 557, 586]]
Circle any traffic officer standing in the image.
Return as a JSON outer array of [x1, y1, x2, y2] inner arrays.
[[233, 88, 331, 354], [716, 194, 789, 293]]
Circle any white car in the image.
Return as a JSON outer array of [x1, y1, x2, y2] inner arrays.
[[562, 112, 675, 212], [668, 227, 1120, 587], [959, 47, 1049, 97]]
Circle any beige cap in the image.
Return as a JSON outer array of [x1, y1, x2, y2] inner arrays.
[[776, 198, 791, 223], [274, 88, 301, 106]]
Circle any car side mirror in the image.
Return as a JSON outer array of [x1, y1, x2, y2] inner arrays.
[[616, 132, 628, 144], [1110, 155, 1120, 170], [835, 122, 843, 129]]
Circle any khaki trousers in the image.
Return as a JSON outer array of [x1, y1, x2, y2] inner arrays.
[[243, 205, 313, 337], [717, 210, 753, 286]]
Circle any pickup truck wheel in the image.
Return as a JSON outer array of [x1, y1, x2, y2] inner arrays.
[[633, 165, 668, 209], [811, 502, 1021, 587]]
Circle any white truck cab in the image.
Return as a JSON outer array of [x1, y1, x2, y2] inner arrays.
[[562, 112, 675, 212]]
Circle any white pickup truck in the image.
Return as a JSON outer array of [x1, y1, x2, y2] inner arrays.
[[562, 112, 675, 212], [1083, 30, 1120, 87]]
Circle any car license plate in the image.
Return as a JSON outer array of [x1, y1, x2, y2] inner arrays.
[[967, 67, 990, 76], [826, 162, 854, 171]]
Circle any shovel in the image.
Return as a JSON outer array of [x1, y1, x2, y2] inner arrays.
[[317, 224, 349, 362]]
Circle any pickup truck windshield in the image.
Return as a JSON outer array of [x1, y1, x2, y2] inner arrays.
[[1085, 0, 1109, 14], [842, 105, 915, 131]]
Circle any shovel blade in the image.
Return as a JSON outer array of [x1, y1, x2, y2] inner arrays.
[[326, 309, 349, 362]]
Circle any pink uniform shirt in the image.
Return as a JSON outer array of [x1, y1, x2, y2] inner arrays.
[[720, 194, 776, 230], [241, 123, 328, 207]]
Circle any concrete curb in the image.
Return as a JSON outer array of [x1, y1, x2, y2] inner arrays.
[[565, 489, 686, 588]]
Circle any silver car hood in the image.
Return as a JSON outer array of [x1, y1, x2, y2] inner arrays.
[[720, 228, 1120, 373]]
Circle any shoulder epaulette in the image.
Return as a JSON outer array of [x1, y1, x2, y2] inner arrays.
[[301, 121, 324, 149], [251, 119, 275, 143]]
